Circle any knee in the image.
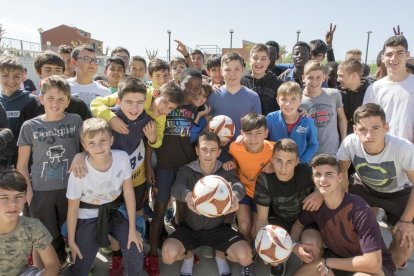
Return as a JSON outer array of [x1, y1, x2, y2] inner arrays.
[[161, 242, 179, 265], [229, 243, 252, 267], [238, 221, 251, 234]]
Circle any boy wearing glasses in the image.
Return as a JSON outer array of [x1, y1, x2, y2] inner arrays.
[[0, 169, 60, 276], [363, 35, 414, 143], [69, 44, 110, 107]]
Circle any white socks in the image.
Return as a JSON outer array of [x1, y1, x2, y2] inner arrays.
[[215, 256, 231, 275]]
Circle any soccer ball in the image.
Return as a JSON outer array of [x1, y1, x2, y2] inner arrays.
[[208, 115, 236, 145], [255, 225, 293, 265], [192, 175, 233, 218]]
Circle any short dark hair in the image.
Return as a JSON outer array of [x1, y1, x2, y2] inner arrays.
[[406, 63, 414, 74], [111, 46, 130, 58], [170, 57, 188, 68], [206, 54, 221, 70], [309, 39, 328, 57], [0, 54, 24, 73], [181, 68, 203, 82], [250, 43, 270, 57], [0, 169, 27, 192], [71, 44, 95, 59], [105, 55, 126, 72], [40, 75, 71, 98], [130, 56, 147, 69], [58, 44, 73, 54], [118, 76, 147, 100], [265, 41, 280, 57], [241, 112, 267, 132], [148, 58, 170, 77], [158, 81, 185, 106], [310, 154, 339, 172], [191, 49, 205, 61], [383, 35, 408, 51], [292, 41, 311, 54], [197, 131, 220, 148], [201, 83, 213, 98], [353, 103, 386, 125], [34, 50, 65, 74], [273, 138, 298, 157]]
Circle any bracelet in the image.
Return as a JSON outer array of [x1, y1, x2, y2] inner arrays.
[[399, 219, 413, 224]]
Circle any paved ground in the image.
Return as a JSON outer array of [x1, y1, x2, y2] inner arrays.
[[90, 221, 414, 275]]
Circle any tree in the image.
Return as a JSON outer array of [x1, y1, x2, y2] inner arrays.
[[0, 24, 6, 54]]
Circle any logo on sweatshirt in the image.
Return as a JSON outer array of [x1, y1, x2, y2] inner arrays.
[[296, 126, 308, 134]]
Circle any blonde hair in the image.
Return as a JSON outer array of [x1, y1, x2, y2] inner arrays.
[[304, 60, 324, 75], [277, 81, 302, 98], [80, 118, 112, 142]]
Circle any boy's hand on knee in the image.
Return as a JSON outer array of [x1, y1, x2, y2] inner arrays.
[[293, 243, 315, 263], [68, 241, 83, 263], [393, 220, 414, 248], [128, 230, 143, 252]]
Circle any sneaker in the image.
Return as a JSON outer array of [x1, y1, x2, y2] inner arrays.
[[144, 255, 160, 276], [99, 245, 113, 256], [165, 207, 175, 224], [399, 261, 408, 270], [201, 246, 215, 259], [270, 263, 286, 276], [108, 255, 124, 276], [240, 263, 254, 276]]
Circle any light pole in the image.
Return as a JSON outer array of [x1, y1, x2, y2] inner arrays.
[[229, 29, 234, 49], [37, 27, 43, 51], [167, 30, 171, 62], [365, 31, 372, 64], [296, 30, 301, 42]]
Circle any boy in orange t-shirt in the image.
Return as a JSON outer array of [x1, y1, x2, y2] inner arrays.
[[225, 112, 274, 243]]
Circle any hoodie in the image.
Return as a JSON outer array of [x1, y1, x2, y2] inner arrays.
[[171, 159, 245, 231]]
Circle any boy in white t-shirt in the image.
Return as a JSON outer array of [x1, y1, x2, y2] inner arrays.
[[64, 118, 143, 276]]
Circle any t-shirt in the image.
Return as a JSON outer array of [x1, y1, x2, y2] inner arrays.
[[68, 79, 111, 107], [299, 193, 394, 272], [301, 88, 343, 155], [66, 150, 132, 219], [23, 79, 37, 93], [229, 140, 274, 198], [0, 216, 52, 276], [363, 74, 414, 143], [254, 164, 314, 227], [337, 134, 414, 193], [112, 107, 152, 187], [17, 113, 82, 191]]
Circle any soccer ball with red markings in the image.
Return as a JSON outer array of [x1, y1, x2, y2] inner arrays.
[[255, 225, 293, 265], [192, 175, 233, 218], [208, 115, 235, 146]]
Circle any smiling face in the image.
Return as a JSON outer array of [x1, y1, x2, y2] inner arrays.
[[39, 88, 70, 119], [73, 50, 98, 79], [207, 66, 223, 85], [130, 60, 146, 79], [105, 62, 125, 88], [59, 52, 75, 78], [241, 126, 268, 153], [250, 51, 270, 78], [312, 164, 342, 195], [150, 69, 171, 89], [292, 46, 310, 68], [277, 94, 301, 117], [353, 116, 388, 155], [0, 68, 23, 95], [303, 69, 324, 93], [118, 92, 146, 121], [382, 45, 410, 74], [153, 95, 178, 116], [191, 53, 204, 70], [81, 130, 113, 158]]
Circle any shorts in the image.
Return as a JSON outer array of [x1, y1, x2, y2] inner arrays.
[[268, 217, 318, 233], [18, 266, 43, 276], [168, 223, 245, 253], [155, 168, 178, 203], [239, 195, 257, 213], [349, 175, 411, 225], [134, 184, 147, 211]]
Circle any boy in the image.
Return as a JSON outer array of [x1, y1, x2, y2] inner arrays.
[[337, 103, 414, 268], [17, 75, 83, 264], [111, 46, 130, 71], [58, 44, 75, 79], [191, 49, 207, 76], [163, 131, 253, 276], [363, 35, 414, 143], [22, 68, 37, 94], [291, 154, 395, 275], [206, 54, 224, 86], [301, 60, 347, 155], [68, 44, 111, 106], [22, 51, 91, 121], [337, 59, 374, 135], [241, 43, 283, 115], [146, 58, 171, 89], [0, 55, 35, 166], [345, 49, 363, 62], [104, 55, 126, 93], [170, 57, 187, 84], [266, 81, 318, 164], [254, 139, 323, 276], [0, 169, 60, 276], [279, 41, 311, 87], [225, 113, 274, 246], [130, 56, 147, 80], [64, 118, 143, 276]]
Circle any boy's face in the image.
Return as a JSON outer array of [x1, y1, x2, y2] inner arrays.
[[59, 52, 75, 78], [0, 188, 26, 221], [382, 45, 410, 73], [191, 54, 204, 70], [303, 70, 324, 92], [39, 64, 64, 79], [0, 69, 23, 94], [196, 139, 221, 167], [72, 50, 98, 79], [337, 67, 356, 89], [81, 131, 113, 158], [277, 94, 301, 117], [221, 60, 243, 87], [130, 60, 146, 79], [181, 76, 202, 103], [192, 94, 207, 108], [150, 69, 171, 89], [292, 46, 310, 68], [272, 150, 299, 182], [353, 116, 388, 153], [39, 88, 70, 116], [241, 126, 268, 153], [171, 62, 187, 81], [105, 62, 125, 87], [207, 66, 223, 85], [250, 51, 270, 77], [117, 92, 146, 121], [312, 53, 325, 62], [312, 165, 342, 195], [153, 95, 178, 116]]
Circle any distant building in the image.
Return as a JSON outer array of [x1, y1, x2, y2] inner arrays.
[[40, 24, 103, 54]]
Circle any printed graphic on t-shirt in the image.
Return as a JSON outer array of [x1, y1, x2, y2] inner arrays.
[[129, 139, 145, 186], [6, 110, 20, 118], [164, 107, 195, 137], [353, 156, 398, 192], [271, 189, 312, 222], [309, 103, 334, 128]]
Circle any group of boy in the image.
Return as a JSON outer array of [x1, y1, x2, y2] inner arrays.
[[0, 27, 413, 276]]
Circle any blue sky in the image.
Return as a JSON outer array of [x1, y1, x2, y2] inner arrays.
[[1, 0, 412, 63]]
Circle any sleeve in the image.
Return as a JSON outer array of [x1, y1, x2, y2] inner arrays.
[[335, 89, 343, 108], [298, 210, 316, 226], [353, 205, 383, 253], [301, 119, 319, 164], [397, 141, 414, 171], [252, 94, 262, 114], [327, 47, 335, 62], [171, 166, 192, 202], [0, 103, 7, 128], [90, 93, 119, 122], [76, 98, 92, 120], [122, 152, 132, 180], [31, 219, 53, 251], [190, 117, 206, 144], [21, 97, 37, 122], [362, 83, 375, 104], [336, 135, 352, 161], [151, 115, 166, 148], [276, 63, 294, 71], [66, 173, 83, 200], [16, 121, 33, 147], [253, 173, 271, 206]]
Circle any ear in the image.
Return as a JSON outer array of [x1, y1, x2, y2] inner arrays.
[[38, 94, 45, 106], [264, 128, 269, 137], [384, 122, 390, 133], [71, 58, 77, 67], [195, 145, 200, 157], [110, 135, 114, 146]]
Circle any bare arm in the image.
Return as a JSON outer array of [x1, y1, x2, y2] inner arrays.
[[255, 205, 269, 235], [175, 40, 194, 68], [38, 244, 60, 276], [123, 178, 143, 251], [16, 146, 33, 204], [338, 160, 351, 192], [67, 198, 83, 263], [337, 107, 347, 142], [324, 250, 382, 274]]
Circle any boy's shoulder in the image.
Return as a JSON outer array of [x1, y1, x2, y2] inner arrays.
[[322, 87, 340, 96], [111, 149, 130, 160]]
